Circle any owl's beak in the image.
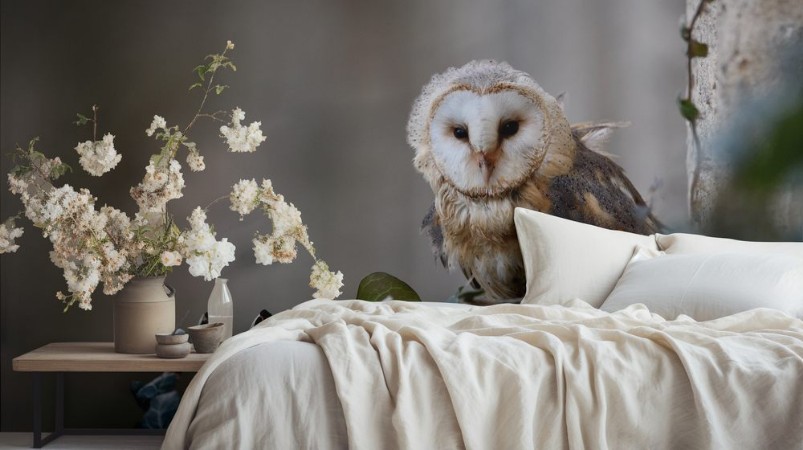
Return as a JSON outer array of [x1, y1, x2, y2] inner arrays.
[[478, 148, 502, 184]]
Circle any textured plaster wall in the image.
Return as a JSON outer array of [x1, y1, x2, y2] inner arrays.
[[0, 0, 685, 430], [687, 0, 803, 231]]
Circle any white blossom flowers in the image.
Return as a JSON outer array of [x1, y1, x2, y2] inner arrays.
[[145, 115, 167, 137], [75, 133, 121, 176], [229, 178, 260, 218], [7, 148, 139, 310], [184, 143, 205, 172], [309, 260, 344, 300], [220, 108, 266, 153], [0, 219, 24, 254], [232, 178, 343, 299], [179, 208, 236, 281], [2, 40, 344, 312], [160, 250, 182, 267], [130, 159, 185, 213]]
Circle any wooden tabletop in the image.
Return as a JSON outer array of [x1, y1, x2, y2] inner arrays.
[[13, 342, 211, 373]]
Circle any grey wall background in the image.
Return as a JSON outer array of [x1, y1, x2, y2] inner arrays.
[[0, 0, 686, 431]]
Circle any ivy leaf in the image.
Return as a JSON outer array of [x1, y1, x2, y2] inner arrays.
[[678, 97, 700, 122], [356, 272, 421, 302], [680, 25, 691, 42], [688, 40, 709, 58]]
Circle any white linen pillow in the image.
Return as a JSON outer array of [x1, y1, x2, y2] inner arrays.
[[514, 208, 658, 307], [656, 232, 803, 258], [600, 246, 803, 320]]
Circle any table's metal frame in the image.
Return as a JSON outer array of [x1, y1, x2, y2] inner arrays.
[[30, 372, 165, 448]]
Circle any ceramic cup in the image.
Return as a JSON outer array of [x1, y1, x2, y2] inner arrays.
[[154, 332, 190, 359], [155, 333, 189, 345], [188, 322, 225, 353], [155, 342, 191, 358]]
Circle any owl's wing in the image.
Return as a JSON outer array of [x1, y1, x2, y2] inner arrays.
[[547, 142, 661, 235], [570, 121, 630, 157], [422, 203, 447, 267]]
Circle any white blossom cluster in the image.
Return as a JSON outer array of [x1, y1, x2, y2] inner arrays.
[[0, 220, 24, 254], [130, 159, 185, 213], [145, 115, 167, 137], [184, 142, 205, 172], [220, 108, 266, 153], [231, 178, 343, 299], [160, 250, 182, 267], [241, 178, 311, 265], [178, 207, 236, 281], [1, 42, 289, 312], [14, 156, 143, 309], [74, 133, 121, 176], [4, 150, 147, 309], [229, 179, 260, 219], [309, 260, 344, 300]]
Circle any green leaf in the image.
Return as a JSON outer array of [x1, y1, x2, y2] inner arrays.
[[356, 272, 421, 302], [678, 97, 700, 122], [50, 162, 72, 180], [194, 64, 208, 81], [680, 25, 691, 42], [214, 85, 228, 95], [688, 40, 709, 58], [189, 82, 203, 91], [74, 113, 91, 126]]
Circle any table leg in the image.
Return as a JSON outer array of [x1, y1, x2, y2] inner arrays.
[[32, 373, 42, 448], [30, 373, 64, 448], [55, 373, 64, 436]]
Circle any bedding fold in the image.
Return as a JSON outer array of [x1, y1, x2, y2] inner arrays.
[[163, 300, 803, 450]]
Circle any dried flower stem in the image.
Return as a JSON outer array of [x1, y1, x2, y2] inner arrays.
[[184, 46, 232, 135], [92, 105, 99, 141]]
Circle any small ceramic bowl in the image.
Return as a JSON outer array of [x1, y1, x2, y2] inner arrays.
[[188, 322, 225, 353], [155, 333, 189, 345], [155, 342, 191, 359]]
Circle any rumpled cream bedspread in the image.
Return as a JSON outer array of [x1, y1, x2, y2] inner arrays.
[[163, 300, 803, 450]]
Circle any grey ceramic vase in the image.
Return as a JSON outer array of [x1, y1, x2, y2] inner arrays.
[[113, 276, 176, 354]]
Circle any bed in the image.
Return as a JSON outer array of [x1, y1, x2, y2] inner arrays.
[[162, 209, 803, 450]]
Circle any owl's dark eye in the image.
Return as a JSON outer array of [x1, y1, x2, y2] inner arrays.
[[453, 126, 469, 140], [499, 120, 519, 138]]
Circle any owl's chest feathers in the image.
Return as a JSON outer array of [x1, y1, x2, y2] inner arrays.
[[437, 176, 549, 237], [435, 176, 551, 265]]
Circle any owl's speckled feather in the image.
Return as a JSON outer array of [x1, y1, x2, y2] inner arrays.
[[410, 61, 660, 301]]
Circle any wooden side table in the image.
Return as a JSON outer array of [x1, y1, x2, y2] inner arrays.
[[13, 342, 211, 448]]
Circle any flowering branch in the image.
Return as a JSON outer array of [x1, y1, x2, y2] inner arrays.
[[2, 40, 339, 311], [185, 40, 236, 135], [229, 178, 344, 299]]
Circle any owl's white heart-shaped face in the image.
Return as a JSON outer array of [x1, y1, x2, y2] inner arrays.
[[429, 89, 546, 196]]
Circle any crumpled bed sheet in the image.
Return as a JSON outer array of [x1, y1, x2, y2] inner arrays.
[[163, 299, 803, 450]]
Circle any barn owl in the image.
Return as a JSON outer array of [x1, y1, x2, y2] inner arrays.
[[408, 60, 659, 302]]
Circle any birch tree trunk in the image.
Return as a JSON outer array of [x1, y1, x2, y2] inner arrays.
[[686, 0, 803, 236]]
